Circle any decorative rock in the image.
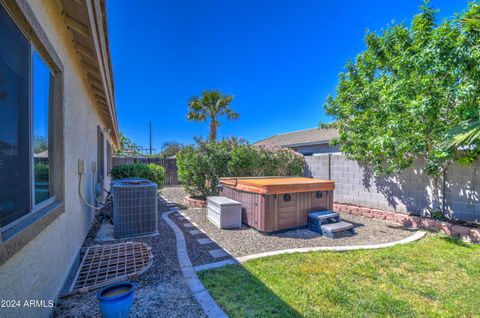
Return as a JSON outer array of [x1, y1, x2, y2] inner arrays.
[[333, 202, 478, 244]]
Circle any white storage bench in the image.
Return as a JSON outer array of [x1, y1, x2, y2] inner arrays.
[[207, 196, 242, 229]]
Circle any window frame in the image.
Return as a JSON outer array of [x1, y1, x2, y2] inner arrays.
[[1, 17, 56, 231], [0, 0, 65, 265], [30, 48, 56, 212]]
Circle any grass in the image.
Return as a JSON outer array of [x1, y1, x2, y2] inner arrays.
[[198, 235, 480, 317]]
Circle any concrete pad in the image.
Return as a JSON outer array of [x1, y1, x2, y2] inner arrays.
[[194, 259, 239, 272], [208, 249, 229, 258], [197, 238, 214, 245], [189, 230, 202, 235], [95, 222, 114, 241], [183, 223, 194, 228]]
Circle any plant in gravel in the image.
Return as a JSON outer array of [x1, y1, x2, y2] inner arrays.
[[177, 138, 236, 197], [110, 163, 166, 188], [176, 138, 305, 197]]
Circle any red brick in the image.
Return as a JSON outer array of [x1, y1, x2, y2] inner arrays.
[[372, 212, 387, 220], [469, 228, 480, 243], [359, 207, 371, 214], [451, 225, 471, 237], [401, 216, 417, 228]]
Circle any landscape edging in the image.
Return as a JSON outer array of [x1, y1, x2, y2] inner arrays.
[[184, 195, 207, 208], [334, 203, 480, 243], [161, 207, 228, 318]]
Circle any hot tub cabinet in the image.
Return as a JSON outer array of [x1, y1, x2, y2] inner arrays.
[[219, 177, 335, 233]]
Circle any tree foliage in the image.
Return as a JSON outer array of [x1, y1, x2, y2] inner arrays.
[[115, 132, 142, 157], [159, 141, 182, 158], [324, 3, 480, 177], [446, 5, 480, 150], [110, 163, 166, 188], [186, 90, 239, 141], [176, 138, 304, 197]]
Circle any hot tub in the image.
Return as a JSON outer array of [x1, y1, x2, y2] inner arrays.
[[219, 177, 335, 232]]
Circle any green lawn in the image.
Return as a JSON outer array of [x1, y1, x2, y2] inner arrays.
[[198, 235, 480, 317]]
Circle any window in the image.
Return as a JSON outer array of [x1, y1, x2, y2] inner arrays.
[[0, 5, 55, 229], [33, 52, 54, 206]]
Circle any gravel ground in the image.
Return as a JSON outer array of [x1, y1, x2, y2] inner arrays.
[[168, 212, 234, 266], [161, 187, 416, 261], [54, 196, 205, 318]]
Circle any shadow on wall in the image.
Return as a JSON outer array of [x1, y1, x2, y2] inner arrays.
[[360, 163, 430, 217], [304, 154, 480, 223], [443, 164, 480, 223]]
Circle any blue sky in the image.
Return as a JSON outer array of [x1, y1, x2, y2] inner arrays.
[[106, 0, 467, 152]]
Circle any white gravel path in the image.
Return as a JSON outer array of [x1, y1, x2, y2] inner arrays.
[[161, 187, 416, 259]]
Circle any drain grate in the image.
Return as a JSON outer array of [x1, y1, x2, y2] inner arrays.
[[69, 242, 153, 294]]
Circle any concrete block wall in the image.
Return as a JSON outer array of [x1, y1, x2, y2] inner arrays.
[[304, 154, 480, 223]]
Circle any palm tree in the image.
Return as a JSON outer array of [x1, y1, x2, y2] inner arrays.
[[186, 90, 239, 141], [446, 12, 480, 148]]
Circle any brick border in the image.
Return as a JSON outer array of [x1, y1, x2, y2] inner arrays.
[[333, 203, 480, 243], [160, 197, 228, 318], [184, 196, 207, 208]]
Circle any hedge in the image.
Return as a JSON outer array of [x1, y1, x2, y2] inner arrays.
[[110, 163, 166, 188], [176, 139, 304, 197]]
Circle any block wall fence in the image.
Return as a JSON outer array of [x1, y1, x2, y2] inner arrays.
[[304, 154, 480, 223]]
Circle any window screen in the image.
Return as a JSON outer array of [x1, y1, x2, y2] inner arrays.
[[0, 5, 30, 227]]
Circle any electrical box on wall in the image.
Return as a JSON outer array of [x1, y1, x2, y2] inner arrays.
[[78, 159, 85, 174]]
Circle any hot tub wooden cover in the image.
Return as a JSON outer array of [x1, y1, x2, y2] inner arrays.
[[219, 177, 334, 194]]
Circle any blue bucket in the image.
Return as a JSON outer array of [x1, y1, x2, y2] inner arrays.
[[96, 282, 135, 318]]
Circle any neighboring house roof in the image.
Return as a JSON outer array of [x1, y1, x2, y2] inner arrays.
[[34, 150, 48, 158], [255, 128, 338, 148], [60, 0, 119, 146]]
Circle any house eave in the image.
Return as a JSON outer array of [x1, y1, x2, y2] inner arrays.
[[59, 0, 119, 147], [278, 140, 332, 148]]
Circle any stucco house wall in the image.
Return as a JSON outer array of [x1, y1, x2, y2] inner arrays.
[[0, 1, 115, 317]]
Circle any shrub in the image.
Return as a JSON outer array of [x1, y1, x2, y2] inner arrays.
[[110, 163, 166, 188], [176, 138, 304, 197], [229, 145, 304, 177], [34, 162, 49, 181], [177, 139, 234, 196]]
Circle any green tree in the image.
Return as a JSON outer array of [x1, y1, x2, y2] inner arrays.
[[186, 90, 239, 141], [159, 141, 182, 158], [33, 136, 48, 154], [325, 6, 480, 178], [446, 5, 480, 151], [324, 3, 480, 210], [115, 132, 141, 157]]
